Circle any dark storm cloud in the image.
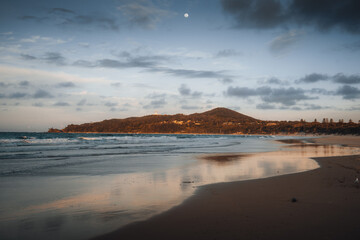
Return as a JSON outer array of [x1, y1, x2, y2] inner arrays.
[[215, 49, 242, 58], [225, 86, 313, 106], [57, 82, 76, 88], [178, 84, 202, 98], [335, 85, 360, 99], [221, 0, 360, 33], [33, 89, 53, 99], [296, 73, 360, 84], [221, 0, 286, 29], [117, 1, 173, 29]]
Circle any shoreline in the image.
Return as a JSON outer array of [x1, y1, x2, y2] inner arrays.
[[94, 136, 360, 240]]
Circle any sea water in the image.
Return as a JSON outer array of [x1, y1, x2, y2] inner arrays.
[[0, 133, 358, 239]]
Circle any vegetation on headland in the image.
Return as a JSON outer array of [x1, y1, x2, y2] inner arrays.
[[48, 107, 360, 135]]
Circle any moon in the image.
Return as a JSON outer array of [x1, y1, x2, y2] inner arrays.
[[184, 13, 189, 18]]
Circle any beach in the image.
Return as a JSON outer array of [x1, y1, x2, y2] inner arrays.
[[95, 136, 360, 240]]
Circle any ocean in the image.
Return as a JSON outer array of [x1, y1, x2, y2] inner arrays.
[[0, 132, 357, 239]]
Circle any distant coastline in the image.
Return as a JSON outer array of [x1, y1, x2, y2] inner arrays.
[[49, 107, 360, 135]]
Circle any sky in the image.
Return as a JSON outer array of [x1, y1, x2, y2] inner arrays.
[[0, 0, 360, 131]]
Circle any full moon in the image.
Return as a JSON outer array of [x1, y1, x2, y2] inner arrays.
[[184, 13, 189, 18]]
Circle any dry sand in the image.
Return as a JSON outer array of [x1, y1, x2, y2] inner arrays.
[[94, 136, 360, 240]]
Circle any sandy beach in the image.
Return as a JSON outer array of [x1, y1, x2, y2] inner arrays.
[[94, 136, 360, 240]]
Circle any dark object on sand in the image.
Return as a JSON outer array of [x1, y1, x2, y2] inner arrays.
[[291, 198, 297, 203]]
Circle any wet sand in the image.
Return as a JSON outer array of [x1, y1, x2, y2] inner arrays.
[[94, 136, 360, 240]]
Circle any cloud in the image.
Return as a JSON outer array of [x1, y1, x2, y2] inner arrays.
[[117, 1, 173, 29], [303, 103, 330, 110], [104, 102, 118, 107], [178, 84, 191, 96], [111, 82, 122, 88], [262, 87, 314, 106], [77, 99, 87, 106], [296, 73, 329, 83], [221, 0, 286, 29], [9, 92, 27, 99], [21, 54, 37, 60], [98, 58, 155, 69], [74, 50, 171, 69], [335, 85, 360, 99], [258, 77, 288, 85], [333, 73, 360, 84], [143, 98, 166, 109], [181, 105, 200, 110], [43, 52, 66, 65], [150, 67, 229, 79], [33, 89, 53, 99], [215, 49, 242, 58], [19, 81, 30, 87], [53, 101, 70, 106], [20, 36, 66, 44], [256, 103, 276, 110], [21, 8, 119, 31], [221, 0, 360, 33], [32, 102, 44, 107], [49, 8, 76, 15], [147, 93, 167, 99], [225, 86, 313, 106], [309, 88, 333, 95], [342, 40, 360, 51], [178, 84, 202, 98], [219, 78, 234, 84], [57, 82, 76, 88], [0, 82, 9, 88], [21, 52, 66, 65], [296, 73, 360, 84], [269, 30, 303, 55], [225, 86, 271, 98]]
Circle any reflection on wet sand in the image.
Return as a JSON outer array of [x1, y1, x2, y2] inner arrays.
[[1, 141, 359, 240]]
